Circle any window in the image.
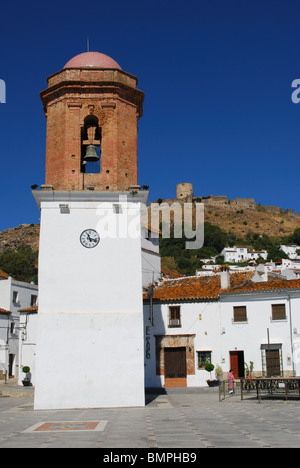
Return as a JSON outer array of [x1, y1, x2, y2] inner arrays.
[[233, 306, 247, 322], [197, 351, 212, 369], [30, 295, 38, 306], [272, 304, 286, 321], [12, 291, 19, 304], [168, 306, 181, 328], [10, 322, 15, 334]]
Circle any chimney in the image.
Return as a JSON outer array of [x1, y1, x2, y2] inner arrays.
[[220, 265, 230, 289]]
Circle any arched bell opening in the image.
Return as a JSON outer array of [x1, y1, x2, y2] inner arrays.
[[81, 114, 101, 174]]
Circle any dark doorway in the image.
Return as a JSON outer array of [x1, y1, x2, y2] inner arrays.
[[9, 354, 14, 378], [229, 351, 245, 379], [164, 347, 187, 387]]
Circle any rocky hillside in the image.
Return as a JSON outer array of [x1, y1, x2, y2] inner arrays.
[[0, 224, 40, 254], [0, 196, 299, 255], [149, 195, 300, 239]]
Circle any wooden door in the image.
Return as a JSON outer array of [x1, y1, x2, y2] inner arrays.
[[164, 347, 187, 387], [266, 349, 281, 377], [229, 351, 245, 379], [230, 352, 239, 379]]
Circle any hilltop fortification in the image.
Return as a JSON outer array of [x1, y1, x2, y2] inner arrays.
[[149, 183, 300, 238]]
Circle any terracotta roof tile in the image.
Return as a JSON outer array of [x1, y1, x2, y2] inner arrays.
[[221, 278, 300, 295], [143, 273, 300, 302], [0, 270, 10, 279], [144, 271, 254, 302], [0, 308, 11, 315], [161, 267, 183, 279], [19, 306, 38, 313]]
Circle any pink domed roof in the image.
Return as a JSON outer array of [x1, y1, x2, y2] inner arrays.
[[64, 52, 122, 70]]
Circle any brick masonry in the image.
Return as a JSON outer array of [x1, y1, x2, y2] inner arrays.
[[40, 68, 144, 191]]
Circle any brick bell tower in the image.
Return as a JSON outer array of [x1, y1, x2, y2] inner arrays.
[[33, 52, 148, 411], [40, 52, 144, 192]]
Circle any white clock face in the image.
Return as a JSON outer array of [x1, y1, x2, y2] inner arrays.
[[80, 229, 100, 248]]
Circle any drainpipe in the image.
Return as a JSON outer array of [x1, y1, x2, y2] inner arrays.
[[288, 293, 295, 377], [148, 286, 154, 326]]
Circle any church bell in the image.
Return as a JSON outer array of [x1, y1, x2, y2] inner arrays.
[[84, 144, 99, 162]]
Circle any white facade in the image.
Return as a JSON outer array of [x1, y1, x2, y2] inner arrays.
[[0, 310, 11, 381], [33, 190, 148, 410], [0, 275, 38, 381], [143, 280, 300, 387], [144, 301, 220, 387], [18, 308, 38, 385], [280, 258, 300, 269], [141, 226, 161, 288], [219, 291, 300, 378], [221, 246, 267, 263], [280, 245, 300, 259]]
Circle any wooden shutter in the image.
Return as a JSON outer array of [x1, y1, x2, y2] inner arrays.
[[272, 304, 286, 320], [233, 306, 247, 322], [169, 306, 181, 327]]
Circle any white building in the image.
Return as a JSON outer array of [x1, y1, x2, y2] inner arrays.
[[143, 271, 300, 388], [141, 225, 161, 288], [0, 269, 38, 381], [280, 245, 300, 260], [0, 308, 12, 381], [221, 246, 267, 263]]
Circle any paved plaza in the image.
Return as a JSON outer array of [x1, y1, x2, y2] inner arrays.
[[0, 382, 300, 449]]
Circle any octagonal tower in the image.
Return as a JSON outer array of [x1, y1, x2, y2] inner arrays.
[[40, 52, 144, 191]]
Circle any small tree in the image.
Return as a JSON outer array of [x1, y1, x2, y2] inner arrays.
[[205, 361, 215, 380], [245, 361, 254, 378], [215, 364, 223, 381], [22, 366, 31, 385]]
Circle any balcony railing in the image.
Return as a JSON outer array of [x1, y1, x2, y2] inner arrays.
[[168, 319, 181, 328]]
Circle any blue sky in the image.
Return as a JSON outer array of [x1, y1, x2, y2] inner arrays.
[[0, 0, 300, 231]]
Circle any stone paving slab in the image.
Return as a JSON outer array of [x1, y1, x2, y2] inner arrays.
[[0, 386, 300, 448]]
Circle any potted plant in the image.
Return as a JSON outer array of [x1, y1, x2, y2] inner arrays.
[[245, 361, 254, 379], [205, 362, 219, 387], [22, 366, 32, 386], [215, 364, 223, 383]]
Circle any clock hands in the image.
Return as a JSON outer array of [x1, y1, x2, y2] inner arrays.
[[87, 233, 98, 243]]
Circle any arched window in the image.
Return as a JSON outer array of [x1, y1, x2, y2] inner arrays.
[[81, 115, 101, 174]]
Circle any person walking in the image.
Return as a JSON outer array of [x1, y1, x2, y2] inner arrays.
[[228, 369, 235, 394]]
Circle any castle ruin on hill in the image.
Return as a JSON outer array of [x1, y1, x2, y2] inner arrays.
[[155, 182, 298, 217]]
